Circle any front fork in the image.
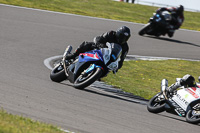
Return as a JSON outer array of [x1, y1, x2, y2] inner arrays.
[[62, 45, 73, 77], [161, 79, 169, 99]]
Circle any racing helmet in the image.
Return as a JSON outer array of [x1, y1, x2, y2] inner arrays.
[[177, 5, 184, 15], [116, 26, 131, 44], [182, 74, 196, 87]]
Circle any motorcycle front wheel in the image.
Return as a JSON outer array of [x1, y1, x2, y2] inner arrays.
[[147, 92, 166, 113], [186, 109, 200, 124], [138, 23, 151, 36], [73, 67, 103, 89], [50, 63, 67, 83]]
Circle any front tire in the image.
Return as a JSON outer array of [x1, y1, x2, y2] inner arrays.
[[50, 63, 67, 83], [147, 92, 166, 113], [186, 109, 200, 124], [138, 23, 151, 36], [73, 67, 102, 89]]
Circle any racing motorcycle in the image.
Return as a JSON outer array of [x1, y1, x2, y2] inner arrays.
[[138, 11, 172, 37], [50, 42, 122, 89], [147, 79, 200, 124]]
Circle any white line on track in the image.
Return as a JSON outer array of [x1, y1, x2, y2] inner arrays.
[[44, 55, 62, 70], [1, 3, 200, 33], [126, 55, 200, 61]]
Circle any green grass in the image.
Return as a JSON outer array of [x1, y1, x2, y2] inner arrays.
[[0, 109, 65, 133], [0, 0, 200, 31], [102, 60, 200, 100]]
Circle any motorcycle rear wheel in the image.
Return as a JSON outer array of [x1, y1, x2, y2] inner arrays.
[[147, 92, 166, 113], [50, 63, 67, 83], [73, 67, 102, 89], [186, 109, 200, 124]]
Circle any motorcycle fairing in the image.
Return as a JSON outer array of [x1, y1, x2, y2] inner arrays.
[[171, 87, 200, 112], [185, 87, 200, 98], [101, 47, 111, 65], [67, 62, 78, 83], [67, 61, 93, 83], [185, 87, 200, 112], [167, 98, 186, 116], [107, 58, 120, 71], [102, 43, 122, 70], [155, 14, 161, 22], [186, 99, 200, 113], [78, 50, 104, 63], [67, 50, 104, 83], [85, 64, 102, 74]]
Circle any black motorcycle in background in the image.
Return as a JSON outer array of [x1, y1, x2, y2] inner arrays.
[[138, 11, 172, 37]]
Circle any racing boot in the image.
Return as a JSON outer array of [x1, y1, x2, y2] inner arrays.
[[65, 53, 78, 60], [64, 46, 82, 61]]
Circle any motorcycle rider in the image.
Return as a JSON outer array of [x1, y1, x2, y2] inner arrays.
[[165, 74, 196, 97], [65, 26, 131, 70], [156, 5, 184, 37]]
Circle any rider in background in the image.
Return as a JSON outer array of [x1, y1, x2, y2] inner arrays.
[[156, 5, 184, 37], [165, 74, 196, 97], [65, 26, 131, 70]]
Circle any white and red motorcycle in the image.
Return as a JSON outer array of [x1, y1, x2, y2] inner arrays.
[[147, 78, 200, 124]]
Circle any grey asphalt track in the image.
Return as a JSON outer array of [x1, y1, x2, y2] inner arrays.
[[1, 4, 200, 133]]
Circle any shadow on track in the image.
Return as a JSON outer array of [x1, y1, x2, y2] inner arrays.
[[158, 113, 200, 126], [59, 82, 148, 105], [145, 36, 200, 47]]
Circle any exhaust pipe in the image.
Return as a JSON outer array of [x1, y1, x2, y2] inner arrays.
[[161, 79, 168, 92]]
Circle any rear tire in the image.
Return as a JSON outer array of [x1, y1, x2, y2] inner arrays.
[[73, 67, 102, 89], [147, 92, 166, 113], [50, 64, 67, 83]]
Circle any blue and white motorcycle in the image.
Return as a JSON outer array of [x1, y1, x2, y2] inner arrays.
[[50, 42, 122, 89]]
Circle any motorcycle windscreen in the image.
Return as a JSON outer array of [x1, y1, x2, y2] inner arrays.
[[110, 43, 122, 62]]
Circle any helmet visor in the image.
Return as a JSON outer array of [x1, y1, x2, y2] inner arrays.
[[116, 32, 130, 44]]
